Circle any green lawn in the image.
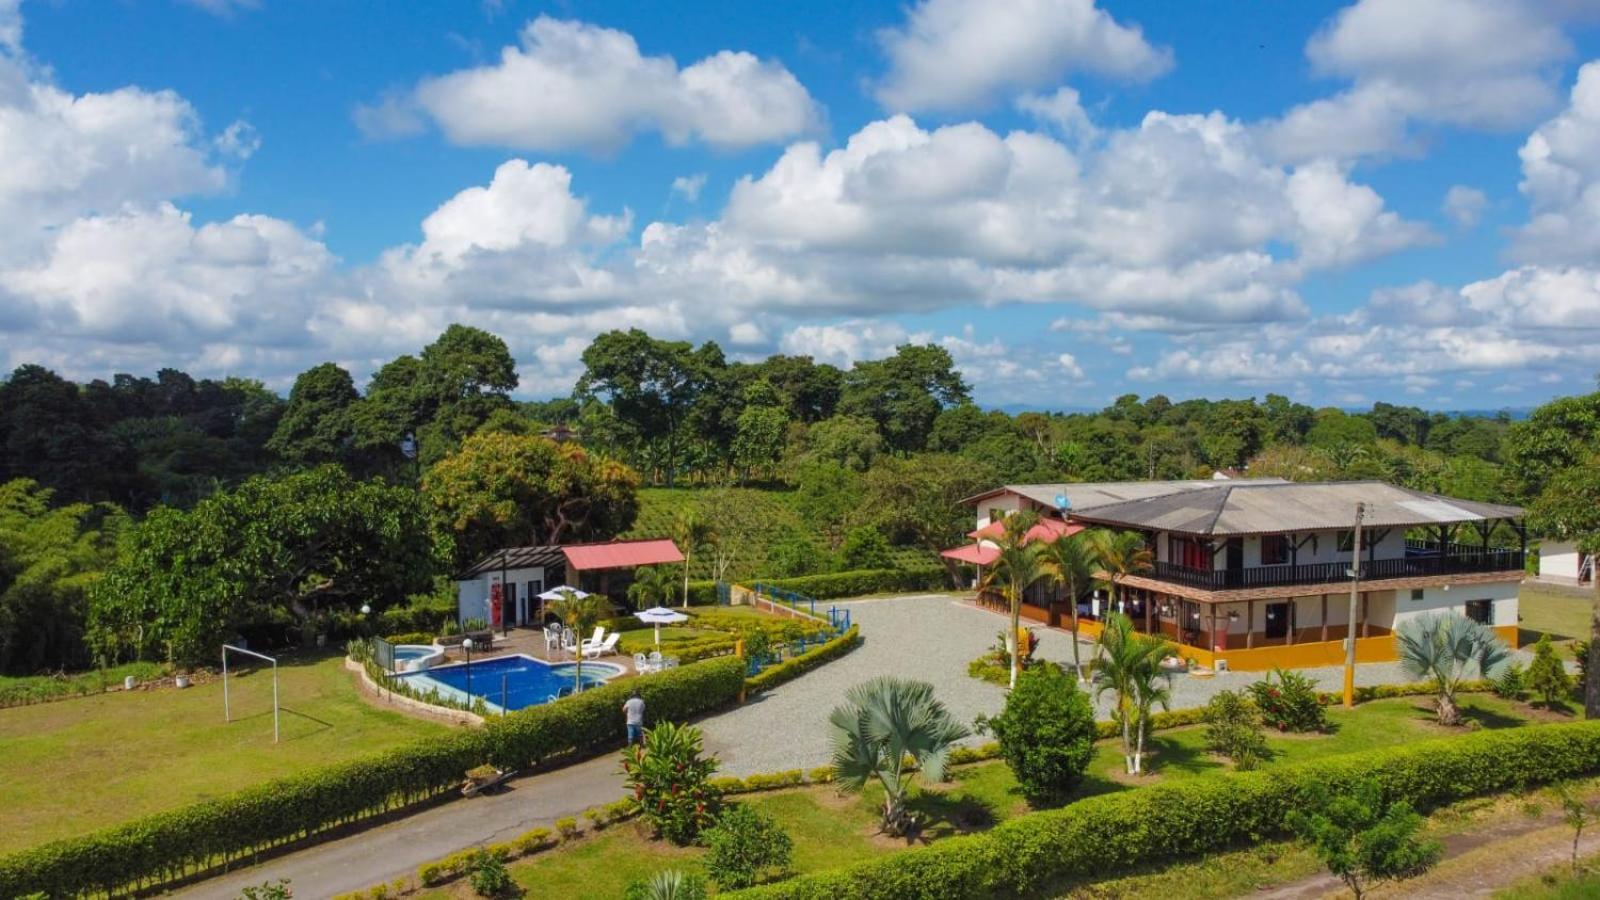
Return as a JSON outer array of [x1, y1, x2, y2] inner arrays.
[[0, 651, 444, 854], [416, 694, 1559, 898], [1520, 585, 1595, 643]]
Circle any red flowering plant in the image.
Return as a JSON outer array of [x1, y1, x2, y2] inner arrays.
[[620, 721, 722, 845], [1247, 667, 1328, 733]]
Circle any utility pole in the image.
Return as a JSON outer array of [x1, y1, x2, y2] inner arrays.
[[1343, 502, 1365, 709]]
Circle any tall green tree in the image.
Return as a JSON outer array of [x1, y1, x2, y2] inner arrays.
[[0, 365, 128, 502], [423, 432, 640, 567], [267, 363, 361, 467], [548, 590, 612, 692], [1287, 780, 1440, 900], [0, 481, 127, 674], [89, 466, 440, 667], [1504, 391, 1600, 498], [860, 454, 998, 587], [1040, 528, 1104, 682], [978, 511, 1052, 690], [839, 344, 969, 454], [1528, 459, 1600, 718], [577, 329, 724, 486], [671, 510, 712, 608], [1088, 530, 1154, 617], [1092, 613, 1173, 775]]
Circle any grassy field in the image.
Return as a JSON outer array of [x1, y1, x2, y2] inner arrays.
[[415, 693, 1561, 899], [0, 651, 444, 854], [1521, 584, 1595, 643], [623, 486, 934, 581]]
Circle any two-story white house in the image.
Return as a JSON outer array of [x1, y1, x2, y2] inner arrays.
[[944, 479, 1526, 671]]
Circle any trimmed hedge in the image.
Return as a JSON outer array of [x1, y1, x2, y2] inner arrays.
[[728, 721, 1600, 899], [746, 626, 861, 694], [0, 655, 747, 899], [750, 567, 947, 601]]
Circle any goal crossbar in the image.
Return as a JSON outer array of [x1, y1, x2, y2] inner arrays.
[[222, 644, 279, 743]]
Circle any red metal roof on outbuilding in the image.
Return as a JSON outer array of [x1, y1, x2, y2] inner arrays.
[[940, 543, 1000, 566], [562, 538, 685, 572], [967, 517, 1084, 544]]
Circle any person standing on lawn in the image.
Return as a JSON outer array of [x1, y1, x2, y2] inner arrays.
[[623, 689, 645, 745]]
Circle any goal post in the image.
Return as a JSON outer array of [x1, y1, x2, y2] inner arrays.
[[222, 644, 280, 743]]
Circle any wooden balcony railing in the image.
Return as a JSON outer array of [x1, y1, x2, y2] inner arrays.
[[1149, 547, 1524, 592]]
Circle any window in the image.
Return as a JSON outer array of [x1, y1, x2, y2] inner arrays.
[[1465, 599, 1492, 625], [1260, 534, 1290, 565], [1410, 588, 1425, 602], [1337, 530, 1354, 552]]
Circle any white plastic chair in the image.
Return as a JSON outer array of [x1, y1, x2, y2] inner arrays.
[[633, 652, 655, 673]]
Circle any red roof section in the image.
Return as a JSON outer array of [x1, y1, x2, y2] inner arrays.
[[940, 543, 1000, 566], [562, 539, 685, 572], [967, 517, 1084, 544]]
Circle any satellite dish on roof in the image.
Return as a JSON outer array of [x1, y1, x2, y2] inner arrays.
[[1055, 493, 1070, 510]]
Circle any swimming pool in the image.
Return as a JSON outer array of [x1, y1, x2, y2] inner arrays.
[[398, 654, 623, 713], [393, 644, 444, 673]]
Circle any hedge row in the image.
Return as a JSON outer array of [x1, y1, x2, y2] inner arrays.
[[679, 566, 949, 606], [0, 655, 747, 899], [746, 626, 861, 694], [729, 721, 1600, 899]]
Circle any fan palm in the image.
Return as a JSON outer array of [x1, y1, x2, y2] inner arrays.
[[978, 511, 1053, 689], [828, 676, 970, 835], [1089, 529, 1154, 617], [672, 510, 713, 609], [1039, 527, 1104, 683], [1092, 613, 1173, 775], [1395, 612, 1511, 725], [548, 590, 611, 694]]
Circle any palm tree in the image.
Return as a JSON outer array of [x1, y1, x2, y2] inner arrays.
[[627, 565, 677, 609], [672, 510, 713, 609], [1092, 613, 1173, 775], [1395, 612, 1511, 725], [828, 676, 970, 836], [1040, 528, 1105, 683], [549, 590, 612, 694], [1089, 529, 1154, 622], [978, 511, 1052, 689]]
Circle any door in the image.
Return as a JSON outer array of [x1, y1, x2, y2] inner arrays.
[[1224, 539, 1244, 587], [504, 582, 517, 628], [1264, 602, 1290, 639]]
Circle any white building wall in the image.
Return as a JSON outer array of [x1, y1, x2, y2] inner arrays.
[[974, 493, 1028, 530], [455, 565, 549, 626], [1391, 581, 1520, 629], [1541, 541, 1582, 580]]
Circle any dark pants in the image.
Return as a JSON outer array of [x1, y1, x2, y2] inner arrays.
[[627, 723, 643, 745]]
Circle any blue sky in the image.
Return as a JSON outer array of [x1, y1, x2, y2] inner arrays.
[[4, 0, 1600, 410]]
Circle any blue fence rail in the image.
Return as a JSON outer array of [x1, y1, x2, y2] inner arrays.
[[742, 584, 852, 677]]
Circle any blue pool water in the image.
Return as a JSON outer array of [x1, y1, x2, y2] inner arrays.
[[399, 654, 620, 712]]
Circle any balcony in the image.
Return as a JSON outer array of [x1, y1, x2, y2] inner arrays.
[[1149, 543, 1525, 592]]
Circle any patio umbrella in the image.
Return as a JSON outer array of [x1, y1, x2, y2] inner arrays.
[[537, 585, 589, 601], [635, 606, 689, 646]]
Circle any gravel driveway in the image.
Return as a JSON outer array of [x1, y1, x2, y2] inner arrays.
[[696, 593, 1542, 776]]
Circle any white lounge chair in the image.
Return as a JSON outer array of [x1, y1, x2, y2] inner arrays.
[[583, 633, 620, 659], [580, 626, 607, 650]]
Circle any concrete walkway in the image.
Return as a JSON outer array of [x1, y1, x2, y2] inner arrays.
[[172, 592, 1541, 897]]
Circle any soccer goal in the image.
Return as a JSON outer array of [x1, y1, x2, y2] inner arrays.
[[222, 644, 280, 743]]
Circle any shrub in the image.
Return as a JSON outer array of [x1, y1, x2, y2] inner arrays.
[[704, 804, 795, 889], [724, 721, 1600, 899], [1249, 667, 1328, 733], [621, 721, 722, 845], [0, 655, 747, 899], [554, 817, 579, 841], [1528, 634, 1574, 709], [624, 870, 710, 900], [467, 847, 516, 898], [1286, 779, 1440, 899], [1203, 690, 1268, 771], [239, 879, 293, 900], [746, 626, 861, 694], [1492, 662, 1527, 700], [510, 827, 552, 856], [384, 631, 435, 646], [979, 664, 1095, 805], [840, 526, 892, 570], [583, 807, 608, 831]]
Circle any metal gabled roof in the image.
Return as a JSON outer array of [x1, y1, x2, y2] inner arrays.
[[1067, 480, 1524, 537]]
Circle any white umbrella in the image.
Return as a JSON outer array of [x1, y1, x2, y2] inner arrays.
[[538, 585, 589, 601], [635, 606, 689, 646]]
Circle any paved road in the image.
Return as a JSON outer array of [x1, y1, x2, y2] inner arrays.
[[174, 593, 1538, 897]]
